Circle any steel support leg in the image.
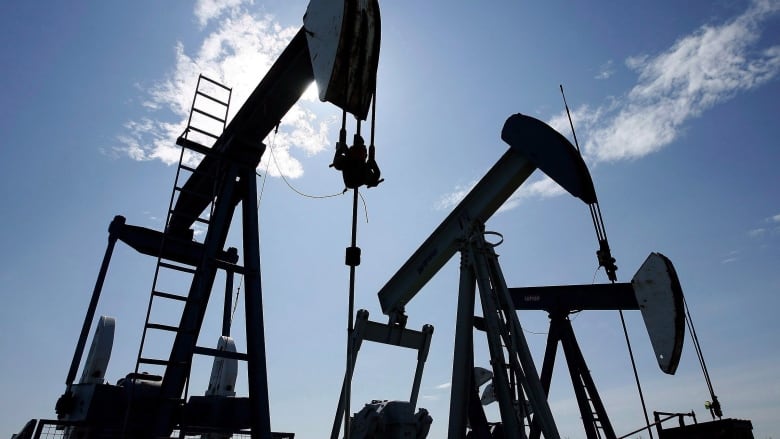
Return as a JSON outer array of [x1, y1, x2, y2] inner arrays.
[[529, 315, 563, 439], [331, 313, 366, 439], [471, 246, 524, 439], [479, 237, 559, 438], [448, 250, 478, 439], [155, 164, 242, 437], [241, 167, 273, 439], [223, 268, 234, 337]]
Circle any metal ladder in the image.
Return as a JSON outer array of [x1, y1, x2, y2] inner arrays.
[[134, 75, 233, 375], [559, 315, 617, 439], [576, 366, 617, 439]]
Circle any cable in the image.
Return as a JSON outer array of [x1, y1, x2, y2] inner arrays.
[[358, 190, 369, 223], [254, 127, 279, 207], [591, 265, 601, 284], [267, 140, 345, 199], [523, 327, 548, 335], [683, 294, 722, 419], [561, 84, 652, 438], [618, 309, 654, 439], [230, 275, 243, 325]]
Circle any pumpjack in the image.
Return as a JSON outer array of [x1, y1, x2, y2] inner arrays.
[[15, 0, 381, 438], [10, 0, 755, 438]]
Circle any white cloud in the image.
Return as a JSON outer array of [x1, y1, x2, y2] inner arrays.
[[747, 213, 780, 242], [584, 0, 780, 163], [595, 60, 614, 80], [116, 5, 333, 178], [721, 249, 740, 264], [435, 382, 452, 390], [498, 176, 566, 212], [437, 0, 780, 212], [435, 181, 477, 211], [435, 175, 565, 212], [195, 0, 253, 27]]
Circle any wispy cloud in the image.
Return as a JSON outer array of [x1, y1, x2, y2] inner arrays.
[[115, 3, 331, 178], [499, 176, 566, 212], [435, 174, 568, 212], [583, 0, 780, 163], [419, 382, 452, 401], [435, 182, 476, 211], [748, 212, 780, 240], [195, 0, 252, 27], [438, 0, 780, 211], [721, 255, 739, 264], [595, 60, 614, 80]]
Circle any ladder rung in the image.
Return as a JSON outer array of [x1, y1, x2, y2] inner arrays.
[[187, 125, 220, 139], [146, 323, 180, 332], [193, 346, 248, 361], [152, 290, 188, 301], [196, 90, 229, 107], [215, 259, 246, 275], [138, 357, 170, 366], [178, 163, 216, 178], [192, 107, 226, 124], [159, 261, 197, 274], [198, 74, 232, 92], [176, 136, 215, 156]]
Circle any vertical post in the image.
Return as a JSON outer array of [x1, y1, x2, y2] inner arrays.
[[330, 311, 368, 439], [539, 316, 562, 394], [223, 269, 233, 337], [409, 324, 433, 410], [241, 168, 273, 439], [65, 215, 123, 387], [344, 188, 361, 439], [448, 250, 477, 438]]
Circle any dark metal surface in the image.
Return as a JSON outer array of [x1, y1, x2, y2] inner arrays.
[[501, 113, 597, 204], [115, 219, 239, 266], [657, 418, 754, 439], [240, 166, 273, 439], [510, 283, 638, 312], [323, 0, 380, 120]]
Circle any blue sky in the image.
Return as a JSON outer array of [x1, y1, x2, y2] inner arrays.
[[1, 1, 779, 438]]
